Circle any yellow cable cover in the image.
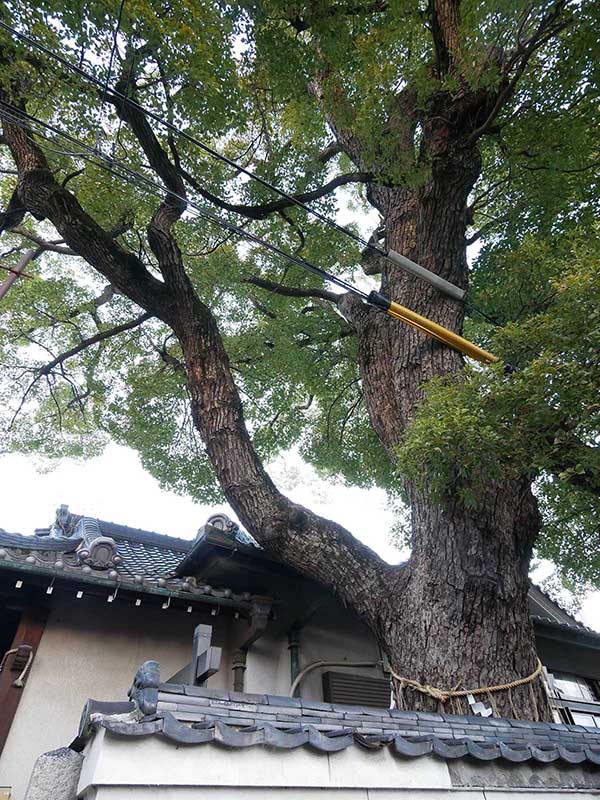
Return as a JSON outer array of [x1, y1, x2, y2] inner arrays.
[[387, 300, 498, 365]]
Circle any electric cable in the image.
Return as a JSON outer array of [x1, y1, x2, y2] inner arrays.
[[0, 19, 496, 318], [0, 101, 368, 300], [0, 21, 375, 249], [0, 100, 499, 365]]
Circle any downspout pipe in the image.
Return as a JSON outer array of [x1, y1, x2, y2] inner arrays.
[[288, 627, 301, 696]]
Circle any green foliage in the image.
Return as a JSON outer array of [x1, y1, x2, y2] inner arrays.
[[397, 231, 600, 589], [0, 0, 599, 595]]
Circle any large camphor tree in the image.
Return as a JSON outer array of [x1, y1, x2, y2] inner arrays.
[[0, 0, 598, 719]]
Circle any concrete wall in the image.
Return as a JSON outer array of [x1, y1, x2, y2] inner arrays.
[[76, 728, 600, 799], [78, 727, 451, 795], [0, 594, 232, 800]]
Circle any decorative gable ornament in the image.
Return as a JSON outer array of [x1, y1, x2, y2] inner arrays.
[[77, 536, 121, 571], [205, 513, 239, 533]]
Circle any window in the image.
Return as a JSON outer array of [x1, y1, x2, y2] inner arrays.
[[549, 671, 600, 728], [552, 672, 597, 702], [571, 711, 600, 728]]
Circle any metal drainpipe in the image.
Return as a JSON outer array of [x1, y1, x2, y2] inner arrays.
[[288, 626, 301, 697], [231, 649, 247, 693]]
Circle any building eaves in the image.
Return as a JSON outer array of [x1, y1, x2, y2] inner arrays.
[[531, 615, 600, 647], [0, 517, 253, 610], [529, 583, 587, 629]]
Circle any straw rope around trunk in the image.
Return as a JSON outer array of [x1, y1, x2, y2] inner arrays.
[[388, 658, 543, 713]]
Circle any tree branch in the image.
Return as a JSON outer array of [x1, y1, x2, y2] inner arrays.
[[288, 1, 388, 32], [427, 0, 461, 77], [179, 165, 371, 221], [517, 158, 600, 175], [551, 438, 600, 499], [0, 187, 26, 234], [243, 276, 341, 304], [467, 2, 571, 144], [1, 70, 391, 633], [0, 92, 171, 317], [469, 174, 512, 213], [466, 209, 516, 245], [37, 312, 152, 376], [316, 141, 343, 163], [9, 226, 75, 254], [110, 48, 188, 287]]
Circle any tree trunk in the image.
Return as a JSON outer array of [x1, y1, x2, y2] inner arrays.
[[386, 483, 545, 718], [345, 136, 550, 718]]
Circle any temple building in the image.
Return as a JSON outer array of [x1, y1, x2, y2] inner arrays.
[[0, 506, 599, 799]]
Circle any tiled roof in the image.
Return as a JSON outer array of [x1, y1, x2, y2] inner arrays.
[[528, 584, 587, 630], [112, 536, 185, 579], [79, 680, 600, 768], [0, 517, 189, 582], [0, 512, 255, 609], [0, 530, 81, 551], [96, 519, 193, 552]]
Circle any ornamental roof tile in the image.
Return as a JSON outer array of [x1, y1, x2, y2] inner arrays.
[[0, 529, 82, 551], [78, 681, 600, 769], [0, 510, 255, 608]]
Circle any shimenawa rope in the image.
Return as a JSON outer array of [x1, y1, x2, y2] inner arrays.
[[388, 658, 543, 705]]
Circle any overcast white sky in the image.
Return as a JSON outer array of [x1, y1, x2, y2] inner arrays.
[[0, 444, 402, 561], [0, 443, 598, 631]]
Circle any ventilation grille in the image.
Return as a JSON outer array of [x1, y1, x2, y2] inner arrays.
[[322, 670, 391, 709]]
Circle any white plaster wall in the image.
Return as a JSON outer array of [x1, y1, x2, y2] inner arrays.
[[245, 603, 383, 699], [244, 631, 290, 696], [0, 595, 231, 800], [2, 593, 384, 798], [78, 728, 451, 793], [76, 732, 600, 800]]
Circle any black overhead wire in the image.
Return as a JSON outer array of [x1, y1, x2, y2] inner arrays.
[[0, 19, 499, 326], [0, 100, 369, 301], [0, 20, 381, 258]]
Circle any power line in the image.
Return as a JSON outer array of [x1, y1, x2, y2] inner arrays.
[[0, 21, 375, 249], [0, 100, 501, 366], [0, 100, 368, 301], [0, 20, 475, 311], [2, 21, 505, 325]]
